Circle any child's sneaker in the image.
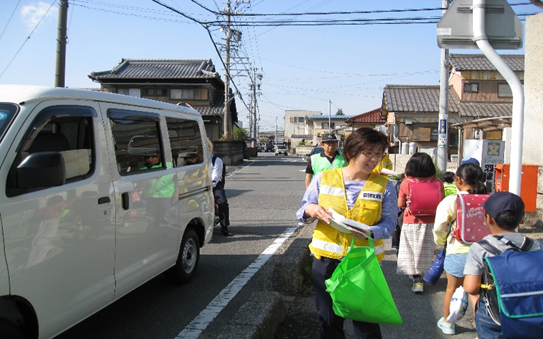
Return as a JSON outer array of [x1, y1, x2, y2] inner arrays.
[[411, 281, 424, 293], [437, 317, 455, 335], [411, 276, 423, 293]]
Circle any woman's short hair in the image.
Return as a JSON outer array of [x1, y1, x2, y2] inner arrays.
[[343, 128, 389, 162]]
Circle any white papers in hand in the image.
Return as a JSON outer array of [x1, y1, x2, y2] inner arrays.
[[327, 208, 371, 236], [379, 168, 399, 176]]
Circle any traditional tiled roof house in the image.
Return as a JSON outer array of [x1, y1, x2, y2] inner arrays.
[[381, 53, 521, 158], [89, 59, 238, 140]]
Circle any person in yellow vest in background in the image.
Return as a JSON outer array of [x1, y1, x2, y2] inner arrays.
[[373, 152, 393, 175], [442, 171, 457, 197], [296, 128, 398, 339], [305, 133, 347, 188]]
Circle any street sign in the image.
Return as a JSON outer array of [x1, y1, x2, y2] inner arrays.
[[437, 0, 523, 50]]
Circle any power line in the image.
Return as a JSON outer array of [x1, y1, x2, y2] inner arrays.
[[0, 0, 22, 43], [0, 0, 57, 79]]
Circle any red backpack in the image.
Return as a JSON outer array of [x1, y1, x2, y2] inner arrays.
[[453, 193, 491, 244], [406, 177, 444, 217]]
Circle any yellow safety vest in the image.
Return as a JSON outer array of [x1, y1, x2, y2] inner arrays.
[[373, 153, 393, 175], [309, 168, 388, 262]]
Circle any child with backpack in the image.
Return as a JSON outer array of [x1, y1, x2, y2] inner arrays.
[[397, 153, 444, 293], [433, 162, 487, 335], [463, 192, 543, 339]]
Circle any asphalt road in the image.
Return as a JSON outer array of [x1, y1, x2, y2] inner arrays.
[[57, 152, 307, 339]]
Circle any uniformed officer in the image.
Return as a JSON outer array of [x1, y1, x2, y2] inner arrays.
[[304, 133, 347, 188]]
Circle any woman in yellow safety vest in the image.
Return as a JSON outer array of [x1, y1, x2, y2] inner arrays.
[[296, 128, 398, 339]]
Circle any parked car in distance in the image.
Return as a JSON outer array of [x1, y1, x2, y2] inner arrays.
[[263, 143, 274, 152], [275, 145, 288, 156]]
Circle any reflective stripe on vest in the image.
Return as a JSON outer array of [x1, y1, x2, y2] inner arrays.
[[311, 238, 385, 256], [309, 168, 388, 262]]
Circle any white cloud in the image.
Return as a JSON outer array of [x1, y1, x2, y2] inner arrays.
[[20, 1, 58, 29]]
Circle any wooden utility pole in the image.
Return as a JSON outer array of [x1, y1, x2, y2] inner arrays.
[[55, 0, 68, 87]]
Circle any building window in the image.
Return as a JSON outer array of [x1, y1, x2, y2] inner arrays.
[[170, 88, 208, 101], [321, 122, 335, 129], [449, 133, 459, 146], [497, 83, 512, 98], [117, 88, 141, 97], [463, 83, 479, 93]]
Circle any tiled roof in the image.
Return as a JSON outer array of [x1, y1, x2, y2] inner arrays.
[[194, 91, 225, 116], [89, 59, 220, 80], [310, 114, 353, 120], [383, 84, 512, 118], [383, 85, 462, 113], [449, 54, 524, 72], [345, 108, 386, 123], [458, 102, 512, 118]]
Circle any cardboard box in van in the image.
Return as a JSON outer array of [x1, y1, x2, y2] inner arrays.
[[0, 85, 214, 338]]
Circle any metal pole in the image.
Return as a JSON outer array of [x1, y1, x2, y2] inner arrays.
[[328, 100, 331, 134], [473, 0, 524, 195], [223, 0, 231, 139], [437, 0, 450, 172], [55, 0, 68, 87], [253, 68, 257, 143]]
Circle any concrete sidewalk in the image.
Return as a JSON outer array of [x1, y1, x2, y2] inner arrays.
[[215, 221, 480, 339]]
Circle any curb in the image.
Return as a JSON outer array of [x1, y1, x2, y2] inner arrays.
[[217, 291, 287, 339], [215, 223, 314, 338]]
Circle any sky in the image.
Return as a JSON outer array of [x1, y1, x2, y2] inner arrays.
[[0, 0, 541, 132]]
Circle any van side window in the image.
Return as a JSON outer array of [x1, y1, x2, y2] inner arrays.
[[108, 110, 164, 175], [166, 117, 204, 167], [6, 106, 96, 197]]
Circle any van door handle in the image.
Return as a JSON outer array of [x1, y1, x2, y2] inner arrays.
[[98, 196, 110, 204], [121, 192, 129, 210]]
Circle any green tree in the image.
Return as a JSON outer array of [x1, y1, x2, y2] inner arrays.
[[336, 108, 344, 115], [232, 127, 248, 141]]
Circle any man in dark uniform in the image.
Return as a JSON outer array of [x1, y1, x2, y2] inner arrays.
[[304, 133, 347, 188], [209, 141, 232, 236]]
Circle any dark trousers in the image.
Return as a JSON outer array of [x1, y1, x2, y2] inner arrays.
[[213, 187, 229, 228], [312, 256, 383, 339]]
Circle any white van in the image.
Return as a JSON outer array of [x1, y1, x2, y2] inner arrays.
[[0, 85, 214, 338]]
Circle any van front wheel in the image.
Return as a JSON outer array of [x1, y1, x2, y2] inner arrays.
[[164, 228, 200, 284]]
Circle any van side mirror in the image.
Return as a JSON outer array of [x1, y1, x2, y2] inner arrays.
[[17, 152, 66, 188]]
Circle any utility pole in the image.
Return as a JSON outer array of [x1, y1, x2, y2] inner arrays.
[[249, 67, 263, 145], [437, 0, 451, 172], [222, 0, 232, 139], [55, 0, 68, 87]]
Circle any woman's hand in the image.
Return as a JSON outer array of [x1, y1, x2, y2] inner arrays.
[[305, 204, 332, 224]]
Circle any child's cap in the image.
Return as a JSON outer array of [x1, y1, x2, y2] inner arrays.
[[482, 191, 525, 225], [461, 157, 480, 166]]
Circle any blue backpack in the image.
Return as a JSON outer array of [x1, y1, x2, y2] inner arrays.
[[479, 235, 543, 339]]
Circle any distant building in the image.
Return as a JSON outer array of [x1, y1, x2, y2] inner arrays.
[[381, 53, 522, 158], [88, 59, 238, 140]]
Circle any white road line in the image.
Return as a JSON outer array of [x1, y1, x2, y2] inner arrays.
[[175, 226, 299, 339]]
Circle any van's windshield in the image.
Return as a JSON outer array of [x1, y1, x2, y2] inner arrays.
[[0, 103, 18, 143]]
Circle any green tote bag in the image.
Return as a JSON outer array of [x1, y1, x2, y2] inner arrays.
[[325, 238, 402, 325]]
